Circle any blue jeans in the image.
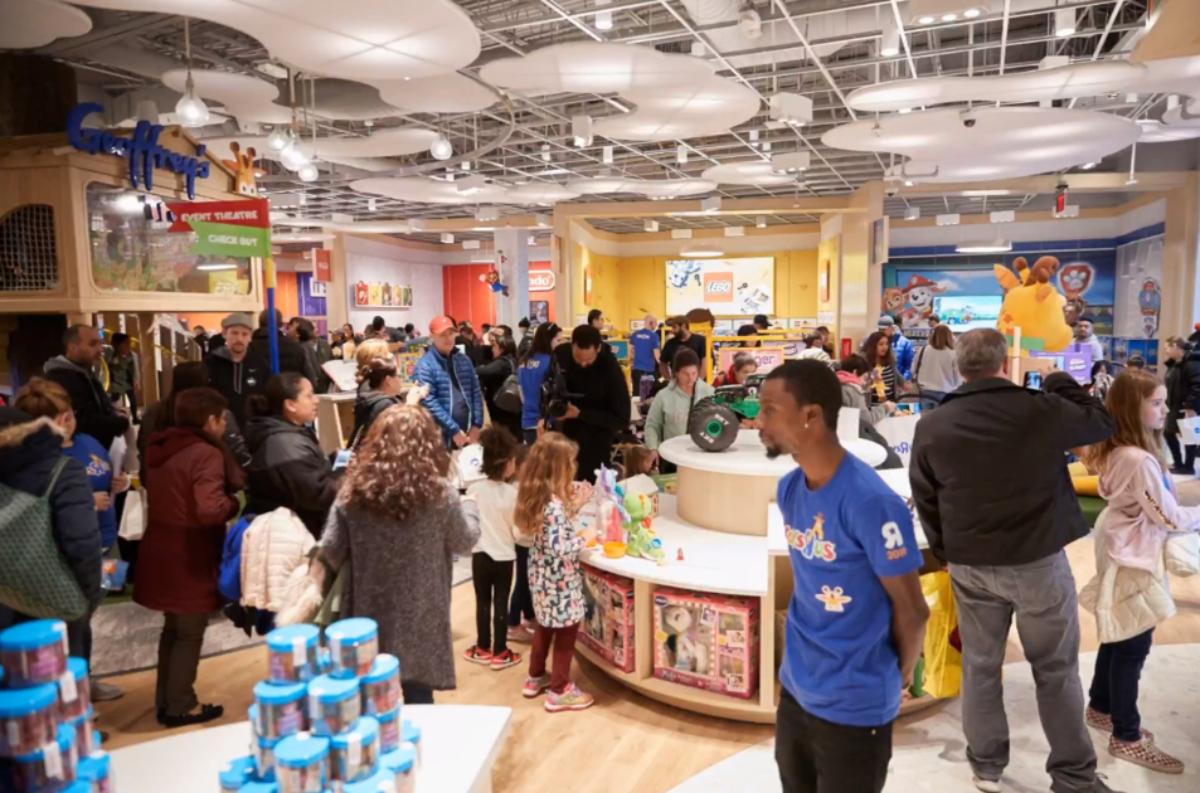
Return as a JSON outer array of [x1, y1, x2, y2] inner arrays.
[[1088, 628, 1154, 742]]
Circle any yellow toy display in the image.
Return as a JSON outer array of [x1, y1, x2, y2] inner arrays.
[[994, 256, 1074, 353]]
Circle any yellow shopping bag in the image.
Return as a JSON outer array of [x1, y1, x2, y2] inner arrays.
[[921, 571, 963, 699]]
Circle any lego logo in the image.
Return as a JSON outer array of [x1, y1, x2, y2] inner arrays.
[[703, 272, 734, 302], [706, 281, 732, 294], [529, 271, 556, 292]]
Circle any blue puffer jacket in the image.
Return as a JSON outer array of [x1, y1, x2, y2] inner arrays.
[[892, 333, 915, 380], [412, 346, 483, 445]]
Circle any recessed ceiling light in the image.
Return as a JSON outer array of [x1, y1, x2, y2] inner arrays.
[[961, 189, 1011, 196], [918, 15, 935, 24], [679, 246, 724, 258], [1080, 161, 1098, 170], [964, 8, 981, 18], [956, 238, 1013, 253], [941, 13, 958, 21], [903, 179, 914, 187], [404, 76, 411, 81], [898, 107, 913, 114], [1055, 8, 1076, 37]]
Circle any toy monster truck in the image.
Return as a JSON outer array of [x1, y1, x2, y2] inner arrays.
[[688, 373, 765, 452]]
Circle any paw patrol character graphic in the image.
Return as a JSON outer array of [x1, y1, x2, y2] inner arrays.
[[1057, 262, 1094, 325], [668, 260, 703, 289], [1139, 278, 1161, 338], [901, 275, 947, 327]]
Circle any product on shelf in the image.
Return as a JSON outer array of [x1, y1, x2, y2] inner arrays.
[[579, 565, 636, 673], [307, 674, 362, 737], [266, 625, 322, 684], [652, 587, 760, 699], [324, 619, 379, 679], [1, 721, 77, 792], [253, 734, 281, 781], [68, 709, 99, 757], [341, 768, 397, 792], [0, 682, 61, 757], [381, 745, 416, 793], [253, 681, 308, 739], [330, 715, 380, 785], [220, 755, 256, 791], [58, 658, 91, 723], [76, 749, 114, 793], [240, 781, 279, 793], [400, 721, 421, 769], [0, 620, 70, 688], [360, 655, 401, 718], [274, 733, 329, 793], [376, 707, 401, 754]]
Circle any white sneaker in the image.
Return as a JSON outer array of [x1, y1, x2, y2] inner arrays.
[[90, 680, 125, 702], [973, 777, 1002, 793]]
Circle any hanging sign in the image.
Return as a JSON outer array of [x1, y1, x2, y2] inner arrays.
[[66, 103, 211, 199], [165, 199, 270, 232], [187, 222, 271, 257], [314, 249, 332, 283]]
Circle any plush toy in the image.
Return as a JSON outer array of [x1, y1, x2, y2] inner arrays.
[[994, 256, 1073, 353], [480, 261, 509, 296], [662, 606, 707, 675]]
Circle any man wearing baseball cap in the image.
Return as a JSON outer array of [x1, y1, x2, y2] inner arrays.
[[412, 315, 483, 448], [205, 312, 268, 426], [877, 315, 915, 382]]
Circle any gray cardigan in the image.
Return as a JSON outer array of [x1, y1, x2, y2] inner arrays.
[[320, 485, 480, 690]]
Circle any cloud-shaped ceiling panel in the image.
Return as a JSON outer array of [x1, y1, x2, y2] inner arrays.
[[479, 42, 715, 94], [565, 177, 717, 197], [823, 107, 1141, 183], [565, 177, 645, 195], [702, 161, 796, 186], [0, 0, 92, 49], [845, 61, 1144, 113], [375, 74, 498, 114], [162, 69, 292, 124], [1137, 120, 1200, 143], [273, 231, 338, 243], [200, 135, 399, 172], [505, 184, 582, 204], [594, 77, 762, 142], [71, 0, 480, 82], [307, 128, 439, 158], [350, 177, 512, 205]]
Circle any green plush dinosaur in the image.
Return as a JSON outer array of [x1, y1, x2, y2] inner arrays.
[[623, 492, 664, 563]]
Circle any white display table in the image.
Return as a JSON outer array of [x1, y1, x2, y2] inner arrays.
[[658, 430, 887, 535], [110, 704, 512, 793]]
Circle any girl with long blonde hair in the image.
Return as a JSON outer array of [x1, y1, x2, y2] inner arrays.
[[1081, 369, 1200, 773], [320, 404, 480, 704], [515, 433, 597, 712]]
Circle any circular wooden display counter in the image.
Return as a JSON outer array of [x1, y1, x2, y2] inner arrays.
[[657, 431, 887, 536]]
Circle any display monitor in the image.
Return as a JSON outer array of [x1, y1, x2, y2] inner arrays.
[[666, 257, 775, 317], [932, 295, 1002, 331]]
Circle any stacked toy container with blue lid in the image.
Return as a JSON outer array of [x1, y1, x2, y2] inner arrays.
[[0, 619, 115, 793], [222, 618, 419, 793]]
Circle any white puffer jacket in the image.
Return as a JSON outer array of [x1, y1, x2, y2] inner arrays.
[[241, 508, 316, 612]]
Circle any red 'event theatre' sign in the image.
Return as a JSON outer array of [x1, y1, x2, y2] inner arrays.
[[166, 198, 270, 233]]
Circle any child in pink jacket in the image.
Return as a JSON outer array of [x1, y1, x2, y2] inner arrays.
[[1082, 370, 1200, 774]]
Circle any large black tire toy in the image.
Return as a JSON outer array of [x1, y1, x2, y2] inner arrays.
[[689, 397, 740, 452]]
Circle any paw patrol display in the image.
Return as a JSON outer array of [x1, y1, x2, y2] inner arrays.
[[652, 588, 760, 699]]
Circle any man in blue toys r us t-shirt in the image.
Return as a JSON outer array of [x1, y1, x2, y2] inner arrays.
[[758, 360, 929, 793], [628, 315, 661, 399]]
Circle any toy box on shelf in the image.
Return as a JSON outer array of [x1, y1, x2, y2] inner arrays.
[[579, 565, 636, 673], [652, 587, 760, 699]]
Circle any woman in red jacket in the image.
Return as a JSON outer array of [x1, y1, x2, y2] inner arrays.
[[135, 387, 244, 728]]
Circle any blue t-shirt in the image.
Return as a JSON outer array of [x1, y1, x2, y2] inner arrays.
[[64, 433, 116, 548], [630, 329, 660, 372], [778, 452, 923, 727], [518, 354, 551, 430]]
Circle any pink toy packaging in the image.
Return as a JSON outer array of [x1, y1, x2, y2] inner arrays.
[[579, 565, 635, 673], [652, 587, 759, 699]]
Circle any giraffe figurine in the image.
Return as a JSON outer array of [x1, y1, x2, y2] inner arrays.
[[223, 141, 266, 196]]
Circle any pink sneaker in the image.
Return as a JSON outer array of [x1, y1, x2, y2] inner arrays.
[[544, 683, 594, 713], [507, 624, 535, 644], [522, 673, 551, 698]]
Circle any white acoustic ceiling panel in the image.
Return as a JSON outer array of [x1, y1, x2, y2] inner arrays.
[[350, 177, 511, 205], [701, 160, 796, 186], [565, 177, 644, 195], [634, 178, 718, 198], [72, 0, 481, 82], [504, 184, 582, 204], [375, 74, 498, 113], [479, 42, 714, 94], [270, 213, 340, 228], [272, 231, 338, 243], [1138, 56, 1200, 100], [1137, 120, 1200, 143], [0, 0, 92, 49], [332, 220, 412, 233], [162, 69, 292, 124], [594, 76, 762, 142], [845, 61, 1144, 112], [824, 107, 1140, 182], [306, 128, 439, 158]]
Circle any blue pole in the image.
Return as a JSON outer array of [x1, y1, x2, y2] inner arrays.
[[266, 286, 280, 374]]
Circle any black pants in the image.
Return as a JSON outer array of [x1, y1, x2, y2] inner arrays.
[[631, 369, 655, 400], [401, 681, 434, 704], [508, 546, 534, 627], [156, 612, 209, 716], [522, 428, 538, 446], [1088, 628, 1154, 742], [472, 552, 514, 655], [1165, 417, 1195, 470], [776, 689, 892, 793]]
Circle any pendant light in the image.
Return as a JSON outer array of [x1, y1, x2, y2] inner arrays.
[[174, 18, 210, 128], [266, 127, 291, 152]]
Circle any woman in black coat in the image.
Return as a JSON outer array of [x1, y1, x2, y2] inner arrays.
[[475, 334, 522, 438], [1164, 336, 1200, 474], [245, 373, 338, 537], [351, 358, 403, 448]]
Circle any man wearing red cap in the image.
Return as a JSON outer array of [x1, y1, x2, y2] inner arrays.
[[412, 316, 483, 448]]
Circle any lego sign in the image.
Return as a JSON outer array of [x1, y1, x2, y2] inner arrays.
[[667, 257, 775, 316], [529, 270, 556, 292], [717, 346, 785, 374]]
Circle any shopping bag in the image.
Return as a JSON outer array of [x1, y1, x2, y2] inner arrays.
[[118, 488, 146, 541], [1179, 415, 1200, 445], [921, 571, 963, 699]]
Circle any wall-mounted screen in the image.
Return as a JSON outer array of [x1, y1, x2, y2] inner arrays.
[[933, 295, 1002, 331], [666, 257, 774, 317]]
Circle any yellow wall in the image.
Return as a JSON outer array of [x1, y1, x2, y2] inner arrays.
[[573, 244, 819, 332], [817, 235, 840, 325]]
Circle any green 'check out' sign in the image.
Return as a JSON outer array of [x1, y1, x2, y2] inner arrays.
[[189, 221, 271, 257]]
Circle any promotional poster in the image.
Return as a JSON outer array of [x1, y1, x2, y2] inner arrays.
[[666, 257, 775, 317]]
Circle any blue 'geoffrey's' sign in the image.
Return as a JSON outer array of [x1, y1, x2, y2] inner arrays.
[[66, 103, 211, 200]]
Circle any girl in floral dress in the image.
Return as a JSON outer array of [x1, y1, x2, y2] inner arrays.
[[514, 433, 597, 712]]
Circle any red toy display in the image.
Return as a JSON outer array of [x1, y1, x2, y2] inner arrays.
[[652, 587, 760, 699], [579, 565, 636, 673]]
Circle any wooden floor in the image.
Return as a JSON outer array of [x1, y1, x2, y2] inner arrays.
[[95, 538, 1200, 793]]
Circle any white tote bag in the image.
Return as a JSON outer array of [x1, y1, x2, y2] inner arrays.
[[1178, 415, 1200, 446], [118, 488, 147, 542]]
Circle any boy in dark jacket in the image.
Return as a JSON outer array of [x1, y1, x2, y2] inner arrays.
[[1163, 336, 1200, 474], [548, 325, 631, 482], [250, 309, 317, 383]]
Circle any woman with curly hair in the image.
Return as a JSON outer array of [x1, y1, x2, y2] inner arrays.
[[318, 404, 480, 704]]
